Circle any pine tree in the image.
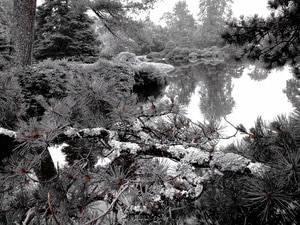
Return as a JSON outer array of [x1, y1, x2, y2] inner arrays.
[[222, 0, 300, 77], [34, 0, 100, 61], [194, 0, 233, 48], [161, 0, 196, 47]]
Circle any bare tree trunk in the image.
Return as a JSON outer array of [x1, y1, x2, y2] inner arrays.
[[12, 0, 36, 67]]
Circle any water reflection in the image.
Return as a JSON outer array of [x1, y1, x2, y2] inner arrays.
[[167, 59, 242, 119], [164, 60, 294, 145], [165, 60, 242, 119], [197, 63, 235, 119]]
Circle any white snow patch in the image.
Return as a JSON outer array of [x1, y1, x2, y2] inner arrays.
[[110, 140, 141, 154], [247, 162, 269, 176], [210, 151, 250, 172], [168, 145, 210, 165]]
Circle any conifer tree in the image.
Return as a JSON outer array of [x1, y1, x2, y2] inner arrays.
[[194, 0, 233, 48], [34, 0, 100, 61], [161, 0, 196, 47], [222, 0, 300, 77]]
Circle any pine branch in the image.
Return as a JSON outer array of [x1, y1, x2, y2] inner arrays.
[[0, 126, 267, 175], [47, 193, 62, 225]]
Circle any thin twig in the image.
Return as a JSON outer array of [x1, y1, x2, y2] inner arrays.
[[47, 193, 62, 225], [22, 207, 35, 225], [220, 117, 240, 139], [84, 184, 129, 225]]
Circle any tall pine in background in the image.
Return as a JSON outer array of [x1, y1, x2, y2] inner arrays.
[[34, 0, 100, 62], [161, 1, 196, 48], [195, 0, 233, 47]]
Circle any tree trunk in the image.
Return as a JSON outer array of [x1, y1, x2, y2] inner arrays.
[[35, 147, 58, 183], [12, 0, 36, 67]]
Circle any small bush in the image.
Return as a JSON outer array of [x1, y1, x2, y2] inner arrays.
[[16, 60, 70, 119]]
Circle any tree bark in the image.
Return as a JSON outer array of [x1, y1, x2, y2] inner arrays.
[[12, 0, 36, 67]]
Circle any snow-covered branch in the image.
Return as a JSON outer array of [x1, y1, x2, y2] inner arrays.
[[0, 126, 268, 176]]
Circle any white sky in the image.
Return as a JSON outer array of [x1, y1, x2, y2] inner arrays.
[[231, 0, 270, 17]]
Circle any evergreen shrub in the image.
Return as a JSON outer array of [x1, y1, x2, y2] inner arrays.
[[113, 52, 167, 101], [16, 60, 70, 119], [8, 57, 165, 127], [132, 63, 166, 101]]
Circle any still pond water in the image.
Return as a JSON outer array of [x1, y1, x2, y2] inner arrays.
[[162, 61, 294, 146]]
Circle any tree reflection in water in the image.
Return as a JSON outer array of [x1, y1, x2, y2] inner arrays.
[[164, 60, 242, 120]]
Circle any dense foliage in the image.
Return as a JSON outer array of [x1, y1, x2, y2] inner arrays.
[[34, 0, 100, 61], [222, 0, 300, 77]]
